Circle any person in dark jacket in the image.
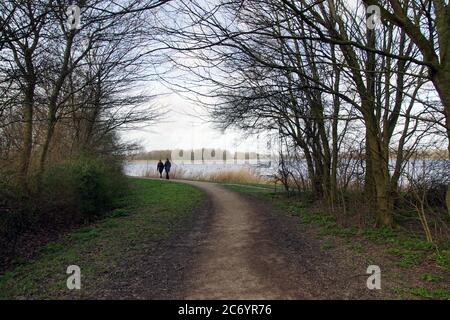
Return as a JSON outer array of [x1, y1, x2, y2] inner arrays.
[[164, 158, 171, 180], [157, 160, 164, 178]]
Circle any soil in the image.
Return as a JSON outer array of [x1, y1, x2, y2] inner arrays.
[[84, 180, 391, 299]]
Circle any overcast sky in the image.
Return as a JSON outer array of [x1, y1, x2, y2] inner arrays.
[[122, 91, 266, 153]]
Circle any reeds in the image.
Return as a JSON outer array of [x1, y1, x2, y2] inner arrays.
[[144, 166, 266, 184]]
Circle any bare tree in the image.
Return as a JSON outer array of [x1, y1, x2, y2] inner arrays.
[[156, 0, 445, 227]]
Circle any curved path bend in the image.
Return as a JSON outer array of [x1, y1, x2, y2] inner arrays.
[[179, 180, 304, 299]]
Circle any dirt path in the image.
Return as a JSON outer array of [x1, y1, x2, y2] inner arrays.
[[179, 180, 303, 299], [88, 179, 386, 299], [175, 180, 384, 299]]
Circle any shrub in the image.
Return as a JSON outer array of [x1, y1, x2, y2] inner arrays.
[[39, 154, 128, 222], [0, 153, 128, 267], [0, 169, 33, 256]]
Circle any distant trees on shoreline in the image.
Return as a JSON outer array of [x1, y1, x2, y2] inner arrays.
[[128, 149, 264, 161]]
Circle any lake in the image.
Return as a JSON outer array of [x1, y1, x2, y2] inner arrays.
[[124, 159, 449, 185], [124, 159, 277, 178]]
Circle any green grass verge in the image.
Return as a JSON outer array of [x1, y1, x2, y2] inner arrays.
[[0, 178, 204, 299], [221, 183, 275, 194], [226, 184, 450, 270], [393, 287, 450, 300]]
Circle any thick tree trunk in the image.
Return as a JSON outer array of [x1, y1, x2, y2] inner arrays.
[[20, 90, 34, 186], [366, 127, 393, 227], [19, 71, 36, 189], [364, 135, 376, 199], [364, 23, 377, 203], [330, 56, 340, 206], [39, 115, 56, 172], [330, 127, 338, 205], [447, 182, 450, 218], [431, 69, 450, 217], [374, 174, 393, 227]]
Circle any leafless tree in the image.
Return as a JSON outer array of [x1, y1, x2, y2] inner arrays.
[[155, 0, 446, 227], [0, 0, 170, 187]]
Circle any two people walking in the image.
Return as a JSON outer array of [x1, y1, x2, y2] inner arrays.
[[157, 158, 171, 179]]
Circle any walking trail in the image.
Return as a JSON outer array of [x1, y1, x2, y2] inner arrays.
[[175, 180, 382, 299], [91, 179, 385, 299], [181, 180, 302, 299]]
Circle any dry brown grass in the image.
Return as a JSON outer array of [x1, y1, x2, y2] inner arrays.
[[208, 168, 266, 184], [145, 166, 266, 184]]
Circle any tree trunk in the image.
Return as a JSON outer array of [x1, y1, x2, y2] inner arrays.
[[39, 115, 56, 172], [19, 72, 36, 189], [431, 69, 450, 217], [374, 175, 393, 227], [364, 135, 376, 199], [330, 51, 340, 206], [330, 127, 338, 205], [366, 126, 393, 227], [19, 89, 34, 187]]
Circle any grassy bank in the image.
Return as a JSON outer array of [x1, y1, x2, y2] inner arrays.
[[0, 178, 204, 299], [225, 184, 450, 300]]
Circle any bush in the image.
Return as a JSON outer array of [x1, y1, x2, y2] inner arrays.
[[0, 153, 128, 266], [424, 182, 448, 208], [39, 154, 128, 222], [0, 169, 32, 255]]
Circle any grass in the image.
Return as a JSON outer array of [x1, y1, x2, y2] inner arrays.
[[222, 182, 275, 194], [0, 178, 204, 299], [420, 273, 444, 283], [227, 185, 450, 269], [224, 184, 450, 299], [436, 251, 450, 270], [386, 248, 426, 268], [394, 287, 450, 300], [320, 240, 335, 250]]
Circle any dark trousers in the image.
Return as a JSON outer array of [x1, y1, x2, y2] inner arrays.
[[158, 170, 163, 178], [165, 170, 170, 179]]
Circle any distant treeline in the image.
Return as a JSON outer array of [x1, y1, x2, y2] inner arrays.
[[131, 150, 173, 160], [129, 148, 448, 161], [129, 149, 266, 161]]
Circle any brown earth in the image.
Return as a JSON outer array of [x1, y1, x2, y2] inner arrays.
[[179, 180, 385, 299], [87, 180, 389, 299]]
